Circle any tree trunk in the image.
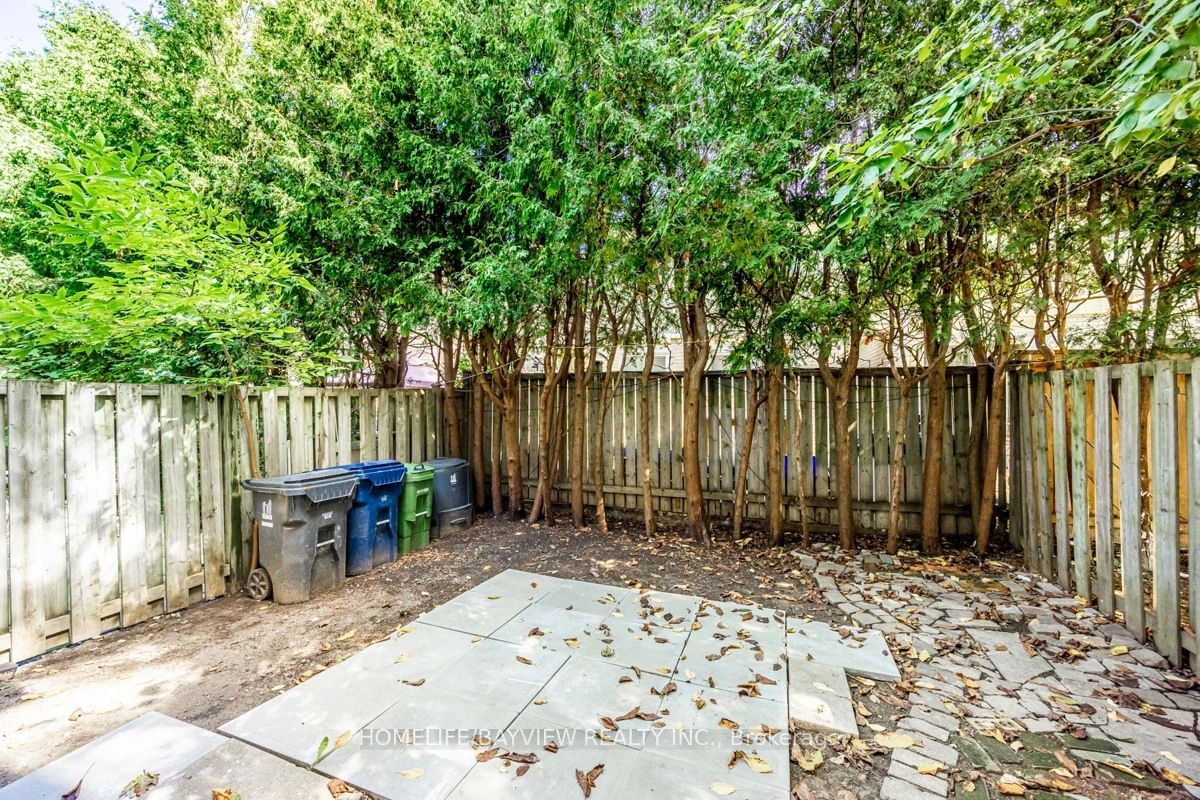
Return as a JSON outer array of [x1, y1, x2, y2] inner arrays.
[[639, 327, 656, 537], [886, 385, 913, 554], [921, 355, 948, 554], [471, 377, 485, 511], [766, 362, 784, 546], [569, 305, 595, 529], [732, 369, 762, 539], [966, 365, 991, 535], [975, 369, 1006, 554], [818, 344, 860, 552], [678, 292, 711, 545], [501, 393, 524, 518], [490, 405, 504, 514], [790, 377, 811, 548], [441, 333, 462, 458], [831, 380, 855, 550]]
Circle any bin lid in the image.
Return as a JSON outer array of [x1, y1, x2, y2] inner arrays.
[[402, 463, 436, 482], [339, 460, 407, 488], [423, 457, 469, 471], [241, 468, 359, 502]]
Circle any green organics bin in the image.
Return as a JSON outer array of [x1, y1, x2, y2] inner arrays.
[[401, 463, 434, 552]]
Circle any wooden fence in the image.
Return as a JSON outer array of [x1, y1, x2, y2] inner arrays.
[[1009, 360, 1196, 670], [0, 382, 446, 664], [477, 368, 986, 537]]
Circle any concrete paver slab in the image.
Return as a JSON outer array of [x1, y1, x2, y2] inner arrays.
[[0, 712, 223, 800]]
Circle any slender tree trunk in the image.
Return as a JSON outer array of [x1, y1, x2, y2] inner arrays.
[[678, 292, 711, 545], [501, 392, 524, 518], [490, 405, 504, 514], [831, 380, 855, 550], [570, 306, 595, 529], [790, 377, 811, 548], [966, 365, 991, 535], [471, 377, 485, 511], [442, 333, 462, 458], [544, 387, 568, 525], [887, 385, 913, 554], [921, 354, 948, 554], [766, 362, 784, 546], [529, 312, 573, 523], [732, 369, 762, 539], [975, 369, 1006, 554], [639, 323, 656, 537], [818, 343, 860, 552]]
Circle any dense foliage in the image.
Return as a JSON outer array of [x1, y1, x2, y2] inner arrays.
[[0, 0, 1196, 551]]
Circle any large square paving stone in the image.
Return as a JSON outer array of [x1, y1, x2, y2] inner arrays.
[[418, 592, 533, 637], [490, 605, 607, 653], [0, 712, 223, 800], [463, 569, 567, 605], [447, 711, 641, 800], [535, 580, 628, 617], [317, 686, 521, 800], [786, 617, 900, 681], [426, 637, 569, 711], [652, 684, 789, 785], [152, 739, 335, 799], [617, 746, 785, 799], [522, 656, 672, 746], [675, 618, 788, 704], [220, 624, 479, 765], [787, 659, 858, 736]]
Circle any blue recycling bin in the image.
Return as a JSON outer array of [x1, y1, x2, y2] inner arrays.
[[339, 460, 407, 576]]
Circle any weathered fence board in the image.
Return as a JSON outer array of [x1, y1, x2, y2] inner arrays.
[[1013, 359, 1196, 667], [0, 381, 446, 665]]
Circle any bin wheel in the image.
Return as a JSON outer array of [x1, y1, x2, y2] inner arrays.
[[247, 568, 272, 601]]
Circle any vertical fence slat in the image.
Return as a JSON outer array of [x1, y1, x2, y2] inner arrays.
[[1031, 375, 1054, 577], [0, 386, 9, 661], [160, 385, 190, 611], [65, 385, 109, 642], [1070, 371, 1090, 598], [1190, 360, 1200, 673], [116, 384, 151, 627], [9, 382, 47, 660], [1118, 364, 1145, 641], [1151, 362, 1180, 664], [1050, 371, 1071, 589], [199, 394, 226, 599], [1093, 367, 1115, 616]]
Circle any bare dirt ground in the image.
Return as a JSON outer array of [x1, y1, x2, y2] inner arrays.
[[0, 510, 999, 795]]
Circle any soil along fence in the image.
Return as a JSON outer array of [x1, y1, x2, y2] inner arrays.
[[1009, 360, 1197, 670], [0, 382, 446, 664], [474, 368, 986, 537]]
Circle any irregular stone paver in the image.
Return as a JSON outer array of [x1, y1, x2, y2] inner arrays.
[[0, 712, 223, 800], [800, 546, 1200, 799], [967, 629, 1053, 683]]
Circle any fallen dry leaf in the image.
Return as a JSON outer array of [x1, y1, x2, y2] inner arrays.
[[874, 731, 915, 749], [326, 778, 354, 797]]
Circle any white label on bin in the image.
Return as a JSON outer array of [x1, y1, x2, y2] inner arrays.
[[323, 511, 333, 520], [450, 474, 457, 484], [381, 495, 389, 502], [261, 500, 273, 528]]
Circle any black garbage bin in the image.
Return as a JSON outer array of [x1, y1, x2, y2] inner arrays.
[[422, 457, 473, 538], [241, 468, 358, 603]]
